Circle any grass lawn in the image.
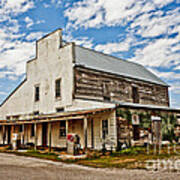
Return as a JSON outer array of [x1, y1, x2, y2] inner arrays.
[[1, 145, 180, 170]]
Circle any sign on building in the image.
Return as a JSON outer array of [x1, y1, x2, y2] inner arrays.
[[132, 114, 140, 125]]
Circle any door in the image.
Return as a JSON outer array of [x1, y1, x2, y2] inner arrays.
[[153, 121, 162, 145], [133, 125, 140, 140], [7, 126, 11, 144], [42, 123, 47, 146], [132, 87, 139, 103]]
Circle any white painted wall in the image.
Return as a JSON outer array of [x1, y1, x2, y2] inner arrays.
[[66, 99, 116, 112], [0, 29, 74, 119]]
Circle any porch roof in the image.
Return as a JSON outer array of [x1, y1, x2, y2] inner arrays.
[[0, 107, 114, 125], [116, 101, 180, 112]]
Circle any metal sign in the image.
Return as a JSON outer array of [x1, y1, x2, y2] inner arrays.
[[151, 116, 161, 121], [132, 114, 140, 125]]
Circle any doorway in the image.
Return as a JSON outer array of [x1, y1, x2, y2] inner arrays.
[[133, 125, 140, 140], [7, 126, 11, 144], [132, 87, 139, 103], [42, 123, 47, 146]]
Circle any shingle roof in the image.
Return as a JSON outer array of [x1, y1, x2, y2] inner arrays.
[[74, 45, 168, 86]]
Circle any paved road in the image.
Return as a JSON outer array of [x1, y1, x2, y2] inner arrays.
[[0, 153, 179, 180]]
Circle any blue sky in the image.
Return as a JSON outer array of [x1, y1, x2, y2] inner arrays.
[[0, 0, 180, 107]]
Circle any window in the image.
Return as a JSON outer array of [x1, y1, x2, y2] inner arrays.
[[59, 121, 66, 137], [6, 116, 10, 120], [31, 124, 35, 137], [102, 83, 110, 101], [102, 120, 108, 139], [19, 125, 23, 133], [35, 85, 40, 102], [55, 79, 61, 98], [132, 86, 139, 103], [56, 108, 64, 113], [12, 115, 19, 120], [33, 111, 39, 115]]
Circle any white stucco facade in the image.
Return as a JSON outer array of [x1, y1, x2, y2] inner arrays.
[[0, 29, 75, 119]]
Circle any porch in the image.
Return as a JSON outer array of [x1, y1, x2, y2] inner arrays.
[[0, 108, 117, 151]]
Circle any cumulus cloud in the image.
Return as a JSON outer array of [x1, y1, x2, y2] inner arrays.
[[0, 0, 36, 79], [0, 0, 34, 21], [64, 35, 94, 48], [95, 36, 134, 53], [24, 16, 34, 28], [0, 41, 35, 76], [64, 0, 175, 29], [26, 32, 45, 41], [130, 35, 180, 68]]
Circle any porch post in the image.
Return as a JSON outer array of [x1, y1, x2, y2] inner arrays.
[[66, 120, 68, 136], [84, 117, 88, 150], [48, 123, 52, 152], [3, 125, 5, 144], [22, 124, 25, 145], [34, 123, 37, 150], [91, 119, 94, 149]]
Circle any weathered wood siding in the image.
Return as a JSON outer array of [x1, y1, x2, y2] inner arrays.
[[74, 67, 169, 107]]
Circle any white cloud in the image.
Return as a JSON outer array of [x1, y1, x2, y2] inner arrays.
[[36, 20, 45, 24], [153, 0, 174, 7], [64, 35, 94, 48], [0, 1, 42, 78], [170, 82, 180, 94], [24, 16, 34, 28], [130, 8, 180, 37], [43, 3, 51, 8], [0, 71, 14, 79], [0, 91, 7, 96], [0, 0, 34, 20], [51, 0, 62, 7], [64, 0, 175, 29], [26, 32, 45, 41], [0, 41, 35, 76], [130, 35, 180, 68], [95, 35, 134, 53]]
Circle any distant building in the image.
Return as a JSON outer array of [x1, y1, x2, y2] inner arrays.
[[0, 29, 179, 150]]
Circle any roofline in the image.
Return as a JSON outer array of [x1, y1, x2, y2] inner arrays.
[[27, 58, 36, 64], [74, 65, 170, 87], [74, 98, 179, 112], [37, 28, 62, 43], [0, 79, 27, 107], [74, 45, 169, 87], [0, 107, 114, 124]]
